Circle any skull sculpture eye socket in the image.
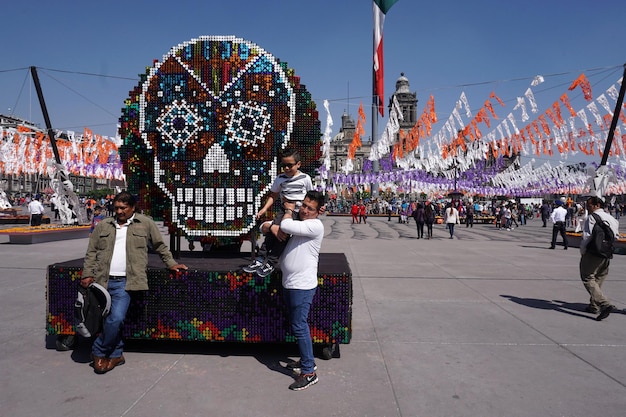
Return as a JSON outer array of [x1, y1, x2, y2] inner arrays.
[[139, 36, 295, 238], [226, 101, 271, 148], [156, 100, 201, 148]]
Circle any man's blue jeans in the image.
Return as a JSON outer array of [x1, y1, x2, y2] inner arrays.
[[283, 287, 317, 374], [92, 278, 130, 358]]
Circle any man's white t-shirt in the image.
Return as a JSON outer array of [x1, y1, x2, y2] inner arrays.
[[279, 217, 324, 290]]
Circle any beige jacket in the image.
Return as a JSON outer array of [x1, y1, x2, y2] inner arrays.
[[82, 213, 177, 290]]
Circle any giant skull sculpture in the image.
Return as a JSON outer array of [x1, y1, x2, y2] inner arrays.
[[136, 36, 296, 237]]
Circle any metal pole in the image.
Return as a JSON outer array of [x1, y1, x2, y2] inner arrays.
[[600, 63, 626, 166], [371, 74, 379, 199], [371, 19, 381, 200], [30, 67, 62, 166], [454, 161, 458, 193]]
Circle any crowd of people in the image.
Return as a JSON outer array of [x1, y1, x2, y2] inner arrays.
[[4, 193, 117, 225], [329, 196, 625, 232]]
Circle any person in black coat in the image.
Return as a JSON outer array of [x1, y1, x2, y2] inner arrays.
[[412, 203, 425, 239]]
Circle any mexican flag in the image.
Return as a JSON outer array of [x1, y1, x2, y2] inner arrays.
[[373, 0, 399, 117]]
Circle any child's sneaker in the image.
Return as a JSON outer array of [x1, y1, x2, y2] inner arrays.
[[242, 258, 264, 273], [289, 372, 318, 391], [286, 359, 317, 374], [256, 262, 274, 277]]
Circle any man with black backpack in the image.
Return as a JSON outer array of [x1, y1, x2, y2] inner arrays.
[[579, 196, 620, 321]]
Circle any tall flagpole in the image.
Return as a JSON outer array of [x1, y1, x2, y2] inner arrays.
[[371, 0, 399, 199], [371, 6, 380, 199], [372, 68, 379, 198]]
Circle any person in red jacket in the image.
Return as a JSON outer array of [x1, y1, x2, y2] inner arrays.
[[359, 201, 367, 224], [350, 203, 359, 224]]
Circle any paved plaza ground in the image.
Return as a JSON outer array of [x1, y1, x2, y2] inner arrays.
[[1, 211, 626, 417]]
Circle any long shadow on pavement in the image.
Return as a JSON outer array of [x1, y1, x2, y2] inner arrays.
[[501, 295, 596, 320], [50, 335, 318, 379]]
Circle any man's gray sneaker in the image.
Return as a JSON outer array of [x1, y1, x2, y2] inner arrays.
[[289, 373, 318, 391]]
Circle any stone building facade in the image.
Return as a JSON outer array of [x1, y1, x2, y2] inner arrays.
[[328, 73, 419, 175]]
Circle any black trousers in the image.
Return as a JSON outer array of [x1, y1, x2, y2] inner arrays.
[[551, 222, 568, 248], [258, 231, 289, 268], [415, 221, 425, 238], [30, 213, 43, 226]]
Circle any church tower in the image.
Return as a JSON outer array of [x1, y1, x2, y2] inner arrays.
[[388, 73, 418, 133]]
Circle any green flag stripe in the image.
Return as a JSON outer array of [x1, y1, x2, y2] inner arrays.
[[374, 0, 399, 14]]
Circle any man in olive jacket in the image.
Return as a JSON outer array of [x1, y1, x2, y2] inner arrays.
[[80, 191, 187, 374]]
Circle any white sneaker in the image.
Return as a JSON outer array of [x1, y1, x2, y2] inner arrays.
[[256, 263, 274, 277], [242, 259, 264, 273]]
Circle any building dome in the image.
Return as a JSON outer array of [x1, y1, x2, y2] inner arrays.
[[395, 72, 410, 94]]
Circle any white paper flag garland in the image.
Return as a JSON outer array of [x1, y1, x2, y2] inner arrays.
[[587, 102, 603, 127], [525, 88, 539, 113], [329, 73, 626, 196], [459, 92, 472, 118], [531, 75, 545, 86], [317, 99, 334, 191], [369, 95, 403, 161], [514, 96, 529, 122]]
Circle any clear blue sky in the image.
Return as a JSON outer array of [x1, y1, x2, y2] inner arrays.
[[1, 0, 624, 166]]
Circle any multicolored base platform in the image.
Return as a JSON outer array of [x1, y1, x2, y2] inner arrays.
[[2, 225, 90, 244], [47, 253, 352, 354]]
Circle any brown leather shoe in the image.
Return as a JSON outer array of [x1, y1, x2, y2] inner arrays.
[[107, 355, 125, 371], [92, 355, 110, 374]]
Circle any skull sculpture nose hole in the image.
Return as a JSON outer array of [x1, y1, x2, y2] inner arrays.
[[203, 143, 230, 174]]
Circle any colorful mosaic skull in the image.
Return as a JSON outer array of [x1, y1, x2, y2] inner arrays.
[[138, 36, 295, 237]]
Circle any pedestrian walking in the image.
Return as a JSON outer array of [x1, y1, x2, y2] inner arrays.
[[412, 202, 425, 238], [444, 203, 460, 239], [549, 200, 568, 249], [579, 196, 619, 320]]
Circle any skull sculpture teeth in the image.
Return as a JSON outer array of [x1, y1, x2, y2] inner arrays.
[[139, 36, 295, 237]]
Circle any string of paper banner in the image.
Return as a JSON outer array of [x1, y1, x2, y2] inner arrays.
[[0, 125, 124, 180], [318, 72, 626, 197]]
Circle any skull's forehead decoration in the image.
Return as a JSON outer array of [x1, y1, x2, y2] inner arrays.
[[138, 36, 295, 237]]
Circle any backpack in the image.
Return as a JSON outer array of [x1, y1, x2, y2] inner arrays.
[[74, 283, 111, 338], [587, 213, 615, 259]]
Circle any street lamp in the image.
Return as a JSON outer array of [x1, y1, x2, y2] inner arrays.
[[448, 156, 464, 202], [454, 157, 458, 192]]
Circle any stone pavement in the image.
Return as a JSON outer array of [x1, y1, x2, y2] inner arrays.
[[1, 214, 626, 417]]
